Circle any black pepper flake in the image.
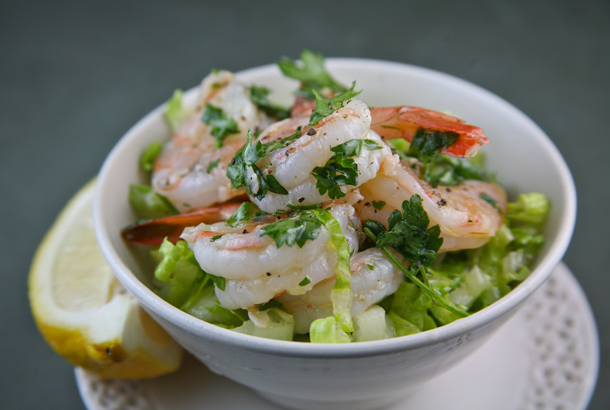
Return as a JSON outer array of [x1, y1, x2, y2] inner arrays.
[[298, 197, 305, 203], [365, 202, 371, 207], [446, 187, 452, 193], [438, 199, 447, 207], [230, 158, 236, 165], [266, 272, 271, 276], [243, 229, 248, 234], [307, 128, 317, 136]]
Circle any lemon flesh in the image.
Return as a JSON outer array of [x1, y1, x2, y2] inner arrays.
[[29, 179, 183, 379]]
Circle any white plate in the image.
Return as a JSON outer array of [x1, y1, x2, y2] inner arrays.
[[75, 262, 598, 410]]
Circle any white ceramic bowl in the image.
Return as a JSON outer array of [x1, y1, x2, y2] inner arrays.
[[94, 59, 576, 410]]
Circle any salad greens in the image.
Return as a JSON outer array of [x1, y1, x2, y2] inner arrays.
[[165, 89, 190, 132]]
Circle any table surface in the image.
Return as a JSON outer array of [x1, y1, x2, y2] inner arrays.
[[2, 1, 608, 409]]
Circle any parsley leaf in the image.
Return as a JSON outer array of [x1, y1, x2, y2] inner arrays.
[[331, 138, 381, 156], [256, 299, 283, 311], [408, 128, 459, 163], [479, 193, 499, 209], [248, 85, 291, 120], [208, 274, 226, 291], [206, 158, 220, 174], [376, 195, 443, 268], [422, 154, 489, 188], [277, 50, 347, 99], [309, 83, 361, 126], [372, 201, 386, 210], [298, 277, 311, 286], [311, 139, 379, 200], [363, 195, 468, 318], [227, 131, 289, 200], [260, 217, 322, 248], [312, 154, 358, 200], [202, 104, 240, 149], [226, 202, 265, 227]]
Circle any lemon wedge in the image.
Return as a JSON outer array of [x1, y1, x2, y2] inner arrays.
[[29, 179, 183, 379]]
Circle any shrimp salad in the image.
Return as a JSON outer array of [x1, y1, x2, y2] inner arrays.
[[122, 51, 550, 343]]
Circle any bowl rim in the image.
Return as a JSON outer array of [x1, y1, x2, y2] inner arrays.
[[94, 58, 577, 359]]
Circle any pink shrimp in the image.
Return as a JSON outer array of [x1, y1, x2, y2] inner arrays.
[[289, 96, 488, 158], [369, 106, 489, 158], [121, 201, 244, 245]]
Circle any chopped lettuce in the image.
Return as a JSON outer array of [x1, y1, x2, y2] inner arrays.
[[139, 141, 162, 173], [233, 308, 295, 341], [309, 208, 354, 333], [310, 316, 352, 343], [152, 238, 248, 328], [507, 193, 550, 225], [183, 285, 247, 328], [128, 184, 178, 219], [352, 305, 387, 342], [165, 89, 190, 132]]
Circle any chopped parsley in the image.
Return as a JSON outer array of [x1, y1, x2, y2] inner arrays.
[[311, 139, 380, 200], [226, 202, 266, 227], [408, 128, 459, 163], [259, 126, 303, 154], [210, 235, 223, 242], [227, 131, 289, 201], [248, 85, 291, 120], [363, 195, 468, 318], [277, 50, 347, 99], [372, 201, 386, 210], [298, 277, 311, 286], [260, 216, 322, 248], [208, 273, 226, 291], [206, 158, 220, 174], [390, 128, 488, 188], [256, 299, 283, 311], [309, 84, 361, 126], [421, 154, 489, 188], [479, 192, 500, 211], [202, 104, 240, 149]]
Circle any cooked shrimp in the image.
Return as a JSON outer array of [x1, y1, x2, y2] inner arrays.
[[121, 201, 244, 245], [277, 248, 405, 334], [355, 155, 507, 252], [290, 97, 488, 158], [180, 203, 360, 310], [369, 106, 489, 158], [247, 99, 392, 213], [152, 70, 274, 213]]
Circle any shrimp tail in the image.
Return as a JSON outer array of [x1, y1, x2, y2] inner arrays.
[[121, 202, 243, 245], [370, 106, 490, 158]]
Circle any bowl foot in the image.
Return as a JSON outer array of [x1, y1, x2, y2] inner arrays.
[[254, 389, 409, 410]]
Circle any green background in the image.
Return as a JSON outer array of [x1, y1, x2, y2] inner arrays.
[[2, 0, 608, 408]]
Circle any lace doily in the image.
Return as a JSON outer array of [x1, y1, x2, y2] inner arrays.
[[519, 273, 595, 410], [75, 263, 597, 410]]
